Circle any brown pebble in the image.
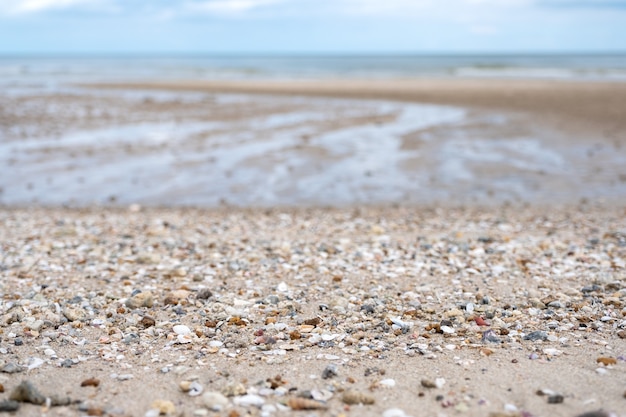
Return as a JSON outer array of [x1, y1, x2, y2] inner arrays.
[[140, 315, 156, 328], [81, 378, 101, 388], [87, 408, 104, 416], [304, 317, 322, 326], [197, 288, 213, 300], [287, 397, 328, 410], [596, 357, 617, 366], [342, 389, 375, 405], [511, 359, 519, 363], [0, 383, 4, 393], [289, 330, 301, 340]]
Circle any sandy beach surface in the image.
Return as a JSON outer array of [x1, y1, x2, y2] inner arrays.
[[1, 76, 626, 417], [0, 206, 624, 417]]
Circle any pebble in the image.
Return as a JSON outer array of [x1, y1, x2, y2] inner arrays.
[[202, 392, 229, 411], [321, 364, 338, 379], [81, 378, 101, 387], [383, 409, 411, 417], [0, 400, 19, 412], [9, 380, 71, 406], [173, 325, 191, 335], [342, 390, 375, 405], [287, 397, 328, 410], [180, 381, 203, 396], [523, 331, 548, 341], [163, 290, 190, 305], [548, 394, 564, 404], [126, 292, 154, 309], [482, 330, 501, 344], [233, 394, 265, 408], [151, 400, 176, 415], [1, 363, 25, 374], [543, 348, 563, 356], [421, 378, 445, 389], [378, 378, 396, 388]]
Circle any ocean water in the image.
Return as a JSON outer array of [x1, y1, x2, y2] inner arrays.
[[2, 54, 626, 86]]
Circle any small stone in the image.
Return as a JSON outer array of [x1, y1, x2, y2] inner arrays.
[[81, 378, 101, 387], [233, 394, 265, 408], [524, 331, 548, 341], [595, 367, 608, 375], [126, 292, 154, 309], [196, 289, 213, 300], [202, 392, 229, 411], [0, 400, 19, 412], [14, 337, 23, 346], [575, 412, 612, 417], [140, 315, 156, 328], [136, 252, 161, 264], [321, 364, 338, 379], [180, 381, 203, 396], [482, 329, 501, 344], [547, 394, 564, 404], [1, 363, 25, 374], [543, 348, 563, 356], [9, 381, 46, 405], [222, 383, 246, 397], [164, 290, 190, 305], [287, 398, 328, 410], [63, 307, 86, 322], [151, 400, 176, 415], [173, 325, 191, 335], [596, 357, 617, 366], [379, 379, 396, 388], [440, 325, 455, 334], [342, 390, 375, 405], [383, 409, 409, 417]]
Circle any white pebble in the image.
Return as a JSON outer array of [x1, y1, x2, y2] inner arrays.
[[173, 325, 191, 335], [379, 378, 396, 388], [233, 394, 265, 408], [440, 326, 455, 334], [383, 409, 410, 417], [595, 367, 608, 375]]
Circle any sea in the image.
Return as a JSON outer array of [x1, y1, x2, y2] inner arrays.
[[2, 53, 626, 84]]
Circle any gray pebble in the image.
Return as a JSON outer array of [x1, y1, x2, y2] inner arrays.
[[0, 400, 20, 412], [524, 331, 548, 341], [322, 364, 338, 379], [1, 363, 25, 374]]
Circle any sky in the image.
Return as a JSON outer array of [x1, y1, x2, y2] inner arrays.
[[1, 0, 626, 53]]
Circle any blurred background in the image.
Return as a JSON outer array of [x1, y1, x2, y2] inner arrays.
[[1, 0, 626, 207]]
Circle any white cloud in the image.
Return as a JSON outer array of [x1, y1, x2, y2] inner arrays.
[[1, 0, 99, 14], [184, 0, 284, 15]]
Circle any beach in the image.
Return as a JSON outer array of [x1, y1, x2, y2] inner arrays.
[[3, 77, 626, 207], [1, 62, 626, 416], [0, 205, 624, 417]]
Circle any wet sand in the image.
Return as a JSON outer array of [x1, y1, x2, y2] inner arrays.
[[85, 78, 626, 141], [2, 78, 626, 207]]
